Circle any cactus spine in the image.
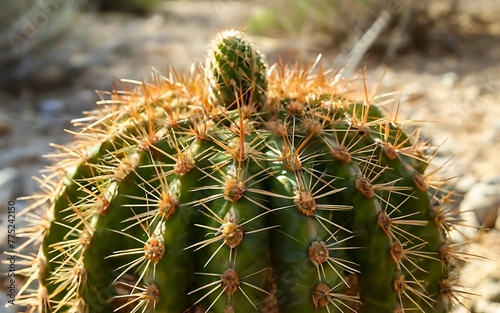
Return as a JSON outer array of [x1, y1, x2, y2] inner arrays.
[[15, 30, 465, 313]]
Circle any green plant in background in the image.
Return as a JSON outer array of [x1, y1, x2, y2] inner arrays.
[[246, 0, 376, 44], [245, 0, 464, 60], [15, 29, 466, 313]]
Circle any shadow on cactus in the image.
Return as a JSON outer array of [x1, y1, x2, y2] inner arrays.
[[13, 29, 470, 313]]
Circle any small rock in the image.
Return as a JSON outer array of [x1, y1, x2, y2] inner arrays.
[[441, 72, 457, 89], [0, 116, 11, 136], [37, 99, 66, 132], [0, 142, 52, 169], [474, 297, 500, 313], [488, 176, 500, 185], [479, 278, 500, 301], [0, 168, 22, 211], [491, 119, 500, 144], [66, 89, 98, 115], [460, 180, 500, 229], [495, 209, 500, 231], [20, 165, 46, 198], [38, 99, 64, 117], [0, 214, 8, 248], [22, 63, 69, 90], [0, 292, 17, 313], [455, 174, 478, 194]]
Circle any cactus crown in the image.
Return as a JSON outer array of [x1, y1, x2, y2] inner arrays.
[[206, 29, 268, 109], [15, 30, 465, 313]]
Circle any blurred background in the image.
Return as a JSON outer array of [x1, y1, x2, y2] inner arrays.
[[0, 0, 499, 312]]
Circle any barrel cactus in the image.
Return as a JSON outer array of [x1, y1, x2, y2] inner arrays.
[[15, 29, 466, 313]]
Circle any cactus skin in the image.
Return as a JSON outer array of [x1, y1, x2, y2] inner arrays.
[[206, 29, 268, 109], [15, 30, 465, 313]]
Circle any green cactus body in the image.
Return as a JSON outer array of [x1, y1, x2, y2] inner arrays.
[[16, 30, 463, 313]]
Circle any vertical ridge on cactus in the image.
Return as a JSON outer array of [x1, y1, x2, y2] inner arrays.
[[14, 30, 468, 313]]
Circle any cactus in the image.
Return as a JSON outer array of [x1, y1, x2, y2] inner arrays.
[[15, 30, 466, 313], [206, 30, 268, 109]]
